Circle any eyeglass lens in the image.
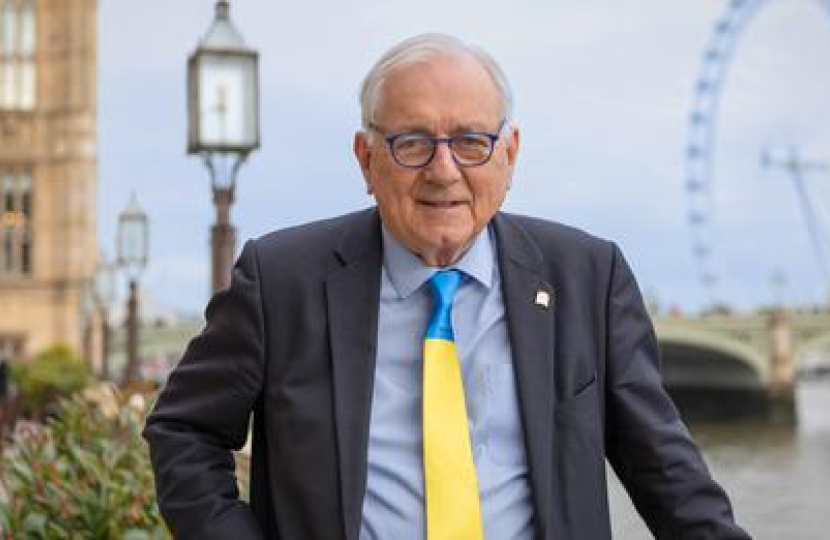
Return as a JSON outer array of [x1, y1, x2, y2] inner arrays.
[[392, 133, 494, 167]]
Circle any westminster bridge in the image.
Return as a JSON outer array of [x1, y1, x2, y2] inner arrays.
[[107, 308, 830, 422], [654, 308, 830, 421]]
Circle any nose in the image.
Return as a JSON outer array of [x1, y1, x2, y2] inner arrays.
[[423, 141, 461, 184]]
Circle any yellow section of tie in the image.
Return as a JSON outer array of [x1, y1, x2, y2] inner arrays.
[[423, 338, 483, 540]]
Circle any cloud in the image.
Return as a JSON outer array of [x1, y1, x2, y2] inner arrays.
[[98, 0, 830, 313]]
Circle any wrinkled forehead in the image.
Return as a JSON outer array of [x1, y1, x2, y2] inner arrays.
[[374, 52, 504, 125]]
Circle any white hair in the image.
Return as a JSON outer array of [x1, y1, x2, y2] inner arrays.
[[358, 33, 515, 132]]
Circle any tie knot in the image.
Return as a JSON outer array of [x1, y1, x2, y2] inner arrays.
[[426, 269, 462, 340], [429, 269, 462, 306]]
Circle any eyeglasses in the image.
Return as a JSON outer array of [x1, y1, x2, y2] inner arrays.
[[368, 120, 506, 169]]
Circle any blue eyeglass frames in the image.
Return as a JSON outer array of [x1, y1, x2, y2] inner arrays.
[[367, 120, 507, 169]]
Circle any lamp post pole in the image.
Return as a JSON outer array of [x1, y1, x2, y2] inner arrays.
[[117, 195, 149, 385], [126, 279, 139, 382], [212, 186, 236, 292], [188, 0, 260, 294]]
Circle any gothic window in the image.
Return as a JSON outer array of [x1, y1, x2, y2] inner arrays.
[[0, 167, 32, 275], [0, 0, 36, 110]]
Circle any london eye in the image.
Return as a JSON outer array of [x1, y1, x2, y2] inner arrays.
[[685, 0, 830, 306]]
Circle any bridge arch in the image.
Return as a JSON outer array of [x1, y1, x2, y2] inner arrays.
[[656, 326, 768, 388]]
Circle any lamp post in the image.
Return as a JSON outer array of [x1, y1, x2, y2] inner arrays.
[[187, 0, 260, 294], [117, 195, 149, 385]]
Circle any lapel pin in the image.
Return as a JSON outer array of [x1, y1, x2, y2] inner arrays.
[[535, 290, 551, 308]]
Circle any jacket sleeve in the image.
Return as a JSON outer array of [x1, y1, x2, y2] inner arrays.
[[602, 245, 752, 539], [143, 241, 265, 539]]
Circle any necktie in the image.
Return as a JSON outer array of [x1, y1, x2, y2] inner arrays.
[[423, 269, 483, 540]]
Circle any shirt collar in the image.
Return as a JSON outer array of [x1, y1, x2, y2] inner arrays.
[[381, 224, 496, 299]]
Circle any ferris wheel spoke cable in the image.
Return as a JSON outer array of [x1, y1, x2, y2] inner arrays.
[[792, 170, 830, 282], [681, 0, 830, 303]]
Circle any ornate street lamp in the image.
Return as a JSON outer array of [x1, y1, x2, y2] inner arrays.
[[117, 194, 149, 384], [187, 0, 260, 293]]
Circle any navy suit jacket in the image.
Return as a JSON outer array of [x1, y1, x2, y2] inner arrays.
[[144, 208, 750, 539]]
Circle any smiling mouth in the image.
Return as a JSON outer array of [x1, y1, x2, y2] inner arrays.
[[419, 200, 465, 208]]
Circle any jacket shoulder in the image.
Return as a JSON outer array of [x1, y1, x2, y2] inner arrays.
[[498, 212, 617, 265], [247, 208, 378, 270]]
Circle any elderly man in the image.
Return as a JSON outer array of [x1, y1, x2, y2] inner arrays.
[[144, 34, 750, 539]]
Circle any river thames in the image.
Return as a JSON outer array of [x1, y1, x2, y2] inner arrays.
[[609, 379, 830, 539]]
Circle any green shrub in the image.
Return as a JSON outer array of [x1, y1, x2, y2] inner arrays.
[[9, 344, 91, 418], [0, 384, 170, 539]]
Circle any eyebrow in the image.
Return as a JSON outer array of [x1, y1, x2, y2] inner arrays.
[[455, 122, 490, 133], [390, 121, 495, 136]]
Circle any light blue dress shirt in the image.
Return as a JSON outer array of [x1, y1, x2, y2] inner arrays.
[[359, 225, 534, 540]]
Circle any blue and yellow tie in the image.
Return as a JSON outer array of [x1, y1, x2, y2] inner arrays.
[[423, 269, 483, 539]]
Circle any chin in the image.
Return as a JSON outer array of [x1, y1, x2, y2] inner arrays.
[[424, 226, 470, 245], [419, 230, 474, 260]]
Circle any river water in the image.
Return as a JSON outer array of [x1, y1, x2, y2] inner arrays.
[[608, 379, 830, 539]]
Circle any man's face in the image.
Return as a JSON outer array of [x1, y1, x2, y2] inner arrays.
[[354, 53, 520, 267]]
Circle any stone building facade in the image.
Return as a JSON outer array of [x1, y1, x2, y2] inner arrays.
[[0, 0, 97, 362]]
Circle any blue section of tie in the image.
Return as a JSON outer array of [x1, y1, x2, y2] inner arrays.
[[425, 269, 462, 340]]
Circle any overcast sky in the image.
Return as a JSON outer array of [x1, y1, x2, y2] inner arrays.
[[97, 0, 830, 317]]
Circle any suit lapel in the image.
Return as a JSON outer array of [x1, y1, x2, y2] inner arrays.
[[325, 209, 383, 540], [493, 213, 556, 539]]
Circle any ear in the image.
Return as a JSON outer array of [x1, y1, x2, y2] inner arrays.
[[505, 123, 520, 167], [353, 131, 374, 194]]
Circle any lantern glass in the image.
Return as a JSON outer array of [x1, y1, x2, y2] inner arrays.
[[189, 50, 259, 152], [117, 204, 148, 275]]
